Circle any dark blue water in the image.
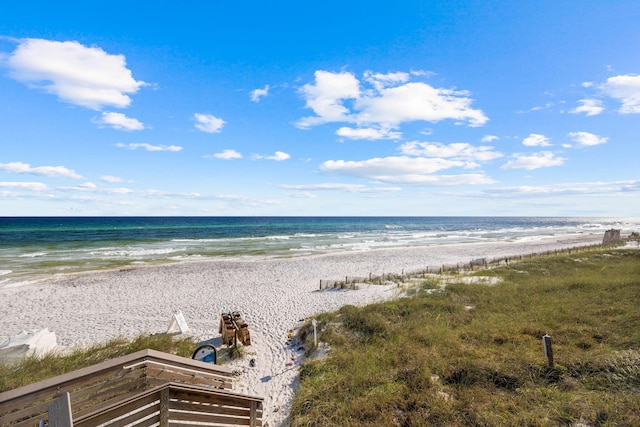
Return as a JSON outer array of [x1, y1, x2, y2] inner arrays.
[[0, 216, 635, 286]]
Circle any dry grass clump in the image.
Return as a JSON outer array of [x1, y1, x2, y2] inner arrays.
[[291, 249, 640, 426]]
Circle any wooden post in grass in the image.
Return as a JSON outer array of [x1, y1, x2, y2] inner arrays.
[[312, 319, 317, 348], [543, 334, 554, 368]]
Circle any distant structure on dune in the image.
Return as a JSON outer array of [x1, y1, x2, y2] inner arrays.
[[602, 229, 622, 245]]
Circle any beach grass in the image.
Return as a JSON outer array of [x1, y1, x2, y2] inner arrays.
[[290, 248, 640, 426], [0, 333, 196, 393]]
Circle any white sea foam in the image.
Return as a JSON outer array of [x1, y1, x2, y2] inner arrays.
[[1, 279, 40, 288], [19, 252, 47, 258], [266, 235, 290, 240], [0, 270, 11, 275], [92, 247, 180, 257]]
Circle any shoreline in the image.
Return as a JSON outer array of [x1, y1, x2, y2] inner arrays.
[[0, 231, 604, 291], [0, 233, 604, 426]]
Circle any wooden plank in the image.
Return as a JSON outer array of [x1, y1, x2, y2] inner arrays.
[[48, 392, 73, 427], [168, 383, 263, 404], [0, 350, 153, 404], [11, 415, 51, 427], [70, 366, 146, 405], [145, 373, 231, 391], [0, 366, 124, 415], [101, 402, 159, 427], [145, 364, 232, 383], [0, 400, 50, 425], [168, 421, 262, 427], [142, 359, 234, 382], [71, 373, 147, 413], [72, 384, 151, 420], [132, 413, 160, 427], [143, 349, 233, 375], [170, 399, 253, 418], [74, 392, 160, 427], [145, 366, 232, 389], [170, 410, 252, 425], [170, 389, 257, 409]]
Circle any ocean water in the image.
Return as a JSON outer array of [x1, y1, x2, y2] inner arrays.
[[0, 216, 637, 287]]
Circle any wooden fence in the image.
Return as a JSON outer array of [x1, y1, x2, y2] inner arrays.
[[73, 382, 263, 427], [0, 348, 263, 427], [319, 242, 607, 290]]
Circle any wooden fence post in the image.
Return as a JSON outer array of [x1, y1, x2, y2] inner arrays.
[[48, 392, 73, 427], [160, 388, 170, 426], [250, 401, 258, 427], [543, 334, 554, 368]]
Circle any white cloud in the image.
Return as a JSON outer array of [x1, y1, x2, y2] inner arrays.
[[372, 173, 495, 185], [296, 70, 361, 128], [478, 180, 640, 198], [336, 127, 402, 140], [267, 151, 290, 161], [251, 85, 270, 102], [570, 99, 604, 116], [567, 131, 608, 147], [363, 71, 410, 91], [296, 70, 487, 130], [522, 133, 551, 147], [285, 191, 317, 198], [279, 183, 401, 193], [100, 175, 125, 183], [253, 151, 291, 161], [600, 74, 640, 113], [194, 113, 226, 133], [115, 143, 182, 152], [501, 151, 565, 170], [318, 156, 495, 185], [481, 135, 498, 143], [356, 82, 487, 127], [95, 112, 145, 130], [517, 102, 553, 113], [321, 156, 462, 176], [0, 181, 49, 191], [4, 38, 145, 110], [399, 141, 502, 163], [103, 187, 135, 195], [0, 161, 82, 179], [210, 149, 243, 160]]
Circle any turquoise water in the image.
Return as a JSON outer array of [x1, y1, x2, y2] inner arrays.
[[0, 216, 636, 286]]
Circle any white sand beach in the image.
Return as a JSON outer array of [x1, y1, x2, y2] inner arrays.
[[0, 234, 603, 426]]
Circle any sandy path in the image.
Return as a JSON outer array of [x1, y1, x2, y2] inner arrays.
[[0, 234, 602, 426]]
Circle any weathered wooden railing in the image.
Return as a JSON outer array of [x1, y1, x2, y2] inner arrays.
[[0, 348, 263, 426], [73, 382, 263, 427]]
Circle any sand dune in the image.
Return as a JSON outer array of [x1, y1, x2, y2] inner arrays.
[[0, 234, 602, 426]]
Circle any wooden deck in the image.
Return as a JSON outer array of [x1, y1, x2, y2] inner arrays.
[[0, 348, 263, 426]]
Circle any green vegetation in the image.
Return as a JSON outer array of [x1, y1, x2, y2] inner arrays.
[[0, 334, 196, 393], [291, 249, 640, 426]]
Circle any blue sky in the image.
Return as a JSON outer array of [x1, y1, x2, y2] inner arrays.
[[1, 1, 639, 216]]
